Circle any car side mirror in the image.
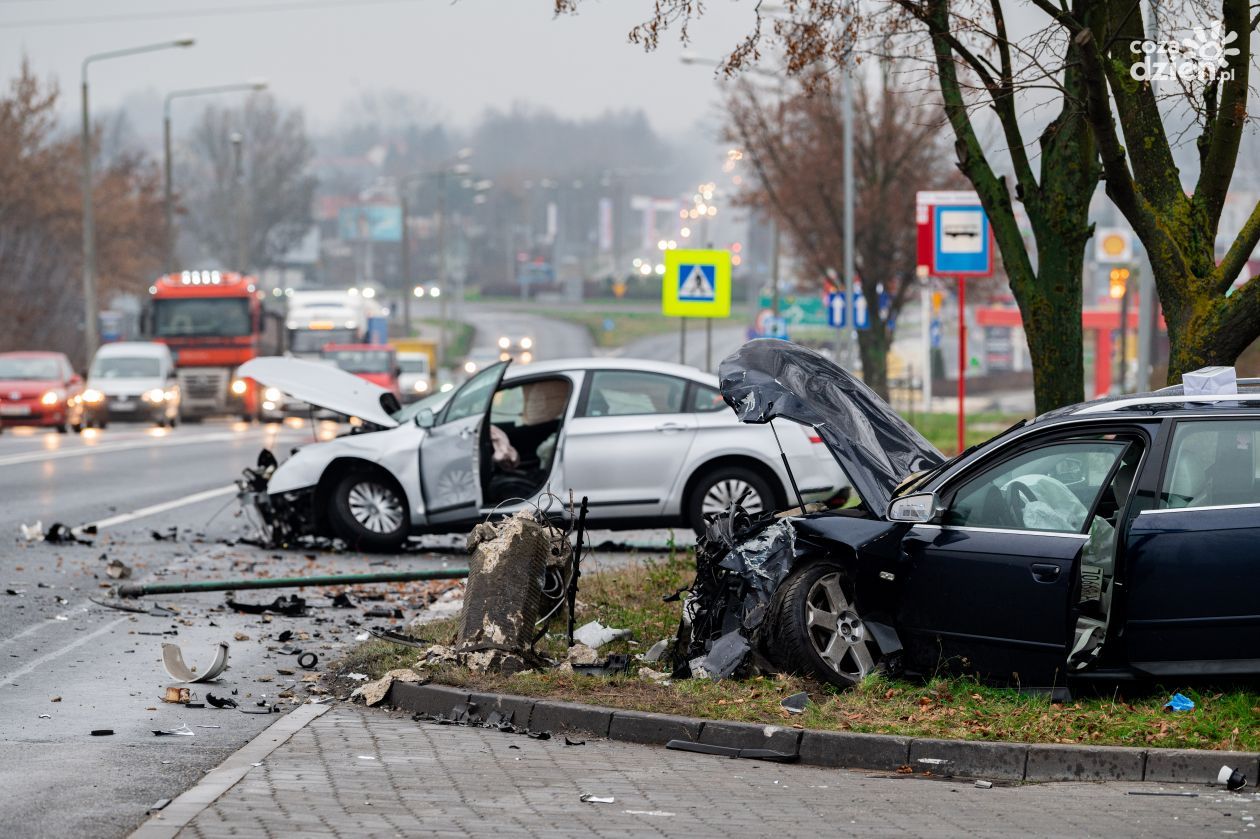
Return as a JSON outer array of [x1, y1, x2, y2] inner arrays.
[[887, 491, 940, 523], [414, 407, 436, 429]]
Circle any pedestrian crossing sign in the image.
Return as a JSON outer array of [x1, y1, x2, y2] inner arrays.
[[662, 249, 731, 318]]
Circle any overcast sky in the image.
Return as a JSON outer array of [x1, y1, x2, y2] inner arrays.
[[0, 0, 757, 134]]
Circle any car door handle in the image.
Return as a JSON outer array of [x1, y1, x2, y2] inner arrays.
[[1029, 563, 1061, 583], [655, 422, 687, 432], [458, 427, 474, 439]]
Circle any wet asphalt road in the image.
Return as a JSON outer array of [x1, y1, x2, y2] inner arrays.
[[0, 417, 678, 839], [0, 419, 457, 838]]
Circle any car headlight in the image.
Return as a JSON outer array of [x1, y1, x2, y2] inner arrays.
[[519, 337, 533, 350], [82, 389, 104, 405], [230, 379, 248, 395], [264, 387, 281, 402], [413, 380, 429, 393], [40, 390, 63, 406], [463, 361, 477, 374], [143, 388, 166, 403], [498, 336, 511, 350]]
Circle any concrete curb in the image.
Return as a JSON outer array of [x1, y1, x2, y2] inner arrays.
[[388, 682, 1260, 785], [128, 702, 332, 839]]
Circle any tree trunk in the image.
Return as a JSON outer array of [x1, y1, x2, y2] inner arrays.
[[1018, 278, 1084, 411], [857, 326, 890, 401]]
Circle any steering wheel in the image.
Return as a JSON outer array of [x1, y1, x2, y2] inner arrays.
[[1003, 480, 1037, 528]]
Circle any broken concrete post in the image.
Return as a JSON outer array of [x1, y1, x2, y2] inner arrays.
[[455, 511, 550, 673]]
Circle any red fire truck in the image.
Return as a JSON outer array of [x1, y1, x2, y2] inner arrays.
[[145, 270, 284, 420]]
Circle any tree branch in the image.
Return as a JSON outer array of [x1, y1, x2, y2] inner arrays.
[[1214, 200, 1260, 296]]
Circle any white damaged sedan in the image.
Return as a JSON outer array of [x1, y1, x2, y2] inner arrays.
[[238, 355, 849, 551]]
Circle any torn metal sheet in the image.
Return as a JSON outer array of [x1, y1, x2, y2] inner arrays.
[[161, 642, 230, 683], [665, 739, 799, 763], [718, 339, 943, 514]]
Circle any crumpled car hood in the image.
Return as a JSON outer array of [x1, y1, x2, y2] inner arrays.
[[237, 356, 400, 428], [719, 339, 944, 514]]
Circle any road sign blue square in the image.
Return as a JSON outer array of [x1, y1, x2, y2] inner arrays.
[[678, 264, 717, 301], [932, 204, 992, 275]]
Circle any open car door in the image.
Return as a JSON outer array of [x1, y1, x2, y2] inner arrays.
[[418, 361, 509, 525]]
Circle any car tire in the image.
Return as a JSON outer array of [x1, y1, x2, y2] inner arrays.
[[768, 561, 882, 689], [687, 465, 775, 533], [56, 424, 68, 434], [327, 471, 407, 552]]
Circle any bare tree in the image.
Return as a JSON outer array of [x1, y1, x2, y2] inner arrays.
[[0, 61, 163, 365], [726, 72, 962, 398], [177, 94, 315, 272]]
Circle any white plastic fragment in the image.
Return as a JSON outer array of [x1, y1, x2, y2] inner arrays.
[[975, 780, 993, 789], [19, 521, 43, 542], [1182, 366, 1237, 396], [161, 642, 230, 683], [580, 794, 615, 804], [573, 621, 631, 649]]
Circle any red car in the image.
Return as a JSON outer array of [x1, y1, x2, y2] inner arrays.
[[320, 344, 401, 397], [0, 351, 86, 433]]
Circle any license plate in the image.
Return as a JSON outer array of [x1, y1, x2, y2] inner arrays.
[[111, 400, 135, 412], [0, 404, 31, 416]]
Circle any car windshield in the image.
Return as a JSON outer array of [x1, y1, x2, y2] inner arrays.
[[91, 357, 161, 379], [289, 328, 357, 354], [398, 357, 429, 373], [890, 419, 1030, 498], [325, 349, 393, 374], [153, 298, 251, 338], [0, 357, 60, 380], [392, 390, 449, 423]]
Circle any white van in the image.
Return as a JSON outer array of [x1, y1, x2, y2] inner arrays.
[[84, 342, 180, 428]]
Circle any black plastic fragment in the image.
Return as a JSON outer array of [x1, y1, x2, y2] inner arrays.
[[90, 729, 114, 736], [780, 691, 809, 714], [206, 693, 238, 709], [330, 592, 356, 608], [226, 594, 307, 616], [297, 652, 318, 669], [665, 739, 799, 763], [564, 736, 586, 746], [572, 653, 630, 676]]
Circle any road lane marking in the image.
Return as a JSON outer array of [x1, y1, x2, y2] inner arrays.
[[0, 616, 129, 685], [0, 432, 241, 467], [88, 484, 239, 530]]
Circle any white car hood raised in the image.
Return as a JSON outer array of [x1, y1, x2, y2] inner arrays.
[[237, 356, 399, 427]]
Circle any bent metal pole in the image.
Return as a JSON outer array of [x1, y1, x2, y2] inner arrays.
[[116, 567, 469, 598]]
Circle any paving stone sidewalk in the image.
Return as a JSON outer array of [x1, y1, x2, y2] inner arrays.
[[173, 706, 1258, 838]]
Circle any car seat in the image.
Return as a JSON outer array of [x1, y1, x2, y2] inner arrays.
[[1205, 431, 1256, 507], [1165, 449, 1208, 507]]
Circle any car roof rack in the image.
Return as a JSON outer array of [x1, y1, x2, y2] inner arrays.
[[1073, 390, 1260, 415]]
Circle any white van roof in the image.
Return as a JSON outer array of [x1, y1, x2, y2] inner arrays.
[[94, 341, 172, 359]]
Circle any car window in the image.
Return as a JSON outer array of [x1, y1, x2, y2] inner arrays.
[[581, 371, 686, 417], [492, 378, 571, 425], [441, 362, 506, 424], [690, 383, 727, 413], [943, 439, 1128, 532], [1160, 419, 1260, 509]]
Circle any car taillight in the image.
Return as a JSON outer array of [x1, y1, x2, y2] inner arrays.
[[808, 435, 823, 444]]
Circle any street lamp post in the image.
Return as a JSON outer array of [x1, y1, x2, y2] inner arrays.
[[81, 37, 194, 360], [163, 81, 267, 273], [230, 132, 246, 271]]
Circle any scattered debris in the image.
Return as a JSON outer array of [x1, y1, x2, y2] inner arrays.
[[19, 521, 43, 542], [579, 794, 616, 804], [573, 620, 631, 650], [345, 673, 369, 682], [161, 641, 230, 683], [50, 696, 61, 703], [637, 666, 670, 684], [974, 780, 993, 789], [1126, 790, 1200, 797], [352, 668, 425, 706], [226, 594, 307, 617], [572, 653, 630, 677], [163, 686, 193, 704], [90, 729, 114, 736], [233, 632, 251, 642], [641, 639, 669, 663], [623, 810, 676, 817], [1163, 692, 1195, 712], [152, 723, 195, 736], [363, 605, 404, 620], [366, 626, 430, 649], [666, 739, 799, 763], [297, 652, 319, 670], [148, 799, 171, 814], [105, 559, 132, 580], [780, 692, 809, 714], [330, 592, 355, 608], [563, 736, 586, 746], [357, 755, 376, 760], [38, 714, 51, 719], [44, 522, 93, 545], [151, 526, 179, 542], [206, 693, 238, 709], [1218, 765, 1249, 792]]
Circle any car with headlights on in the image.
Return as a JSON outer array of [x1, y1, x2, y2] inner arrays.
[[680, 340, 1260, 694], [237, 355, 850, 551], [0, 351, 85, 434], [82, 342, 180, 428]]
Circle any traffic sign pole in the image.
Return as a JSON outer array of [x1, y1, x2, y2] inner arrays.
[[957, 276, 966, 454]]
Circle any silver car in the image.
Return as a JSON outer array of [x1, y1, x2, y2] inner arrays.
[[238, 355, 849, 551]]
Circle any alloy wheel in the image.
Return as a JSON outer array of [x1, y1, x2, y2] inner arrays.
[[701, 478, 764, 515], [346, 480, 404, 533], [805, 572, 875, 681]]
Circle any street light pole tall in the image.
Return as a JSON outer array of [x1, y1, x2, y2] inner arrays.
[[163, 80, 267, 273], [842, 70, 857, 370], [81, 37, 194, 360]]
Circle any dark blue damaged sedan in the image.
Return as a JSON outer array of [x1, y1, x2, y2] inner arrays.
[[683, 340, 1260, 692]]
